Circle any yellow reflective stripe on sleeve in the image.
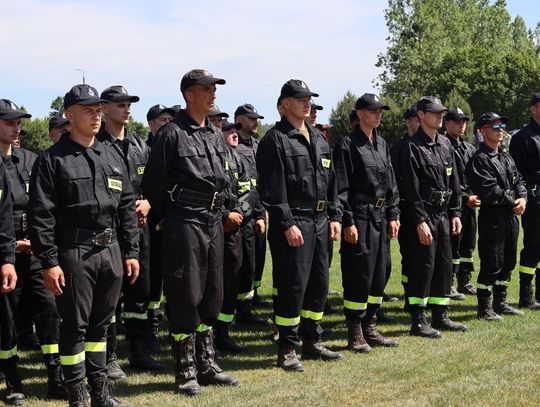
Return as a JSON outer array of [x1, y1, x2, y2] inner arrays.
[[110, 315, 116, 324], [85, 342, 106, 352], [343, 299, 367, 311], [171, 333, 191, 342], [495, 280, 510, 286], [0, 346, 18, 360], [238, 181, 251, 194], [427, 297, 450, 306], [147, 301, 161, 310], [217, 313, 235, 323], [237, 289, 254, 301], [122, 312, 148, 320], [196, 324, 211, 333], [300, 309, 324, 321], [460, 257, 474, 263], [520, 265, 536, 275], [476, 283, 492, 291], [401, 274, 409, 283], [41, 344, 59, 355], [368, 296, 383, 305], [408, 297, 428, 306], [275, 315, 300, 327], [452, 259, 460, 265], [60, 351, 85, 365], [272, 287, 278, 296]]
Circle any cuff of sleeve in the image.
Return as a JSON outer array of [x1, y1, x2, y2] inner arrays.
[[124, 251, 139, 260], [280, 218, 296, 231], [42, 258, 59, 269], [1, 255, 16, 265]]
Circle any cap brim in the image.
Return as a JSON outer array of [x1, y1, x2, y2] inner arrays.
[[200, 77, 226, 86], [446, 114, 470, 121], [77, 97, 108, 105], [244, 113, 264, 119], [311, 104, 323, 111], [223, 123, 242, 131], [425, 104, 448, 113], [52, 118, 69, 129], [357, 102, 390, 111], [0, 111, 32, 120]]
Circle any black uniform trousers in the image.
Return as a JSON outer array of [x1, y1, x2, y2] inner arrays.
[[254, 227, 267, 290], [451, 205, 477, 274], [341, 216, 387, 319], [217, 229, 243, 324], [269, 214, 328, 348], [147, 212, 164, 330], [519, 199, 540, 278], [407, 209, 453, 307], [56, 243, 124, 384], [237, 219, 256, 303], [162, 218, 224, 340], [476, 208, 518, 296], [397, 203, 411, 293]]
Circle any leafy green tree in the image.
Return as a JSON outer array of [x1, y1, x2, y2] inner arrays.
[[49, 96, 65, 118], [20, 118, 51, 154], [127, 117, 149, 141], [328, 91, 357, 145], [443, 88, 474, 140]]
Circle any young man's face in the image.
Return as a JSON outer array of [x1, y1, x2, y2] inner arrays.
[[445, 119, 467, 138], [103, 100, 132, 126], [65, 103, 103, 137], [148, 112, 173, 135], [0, 118, 21, 146]]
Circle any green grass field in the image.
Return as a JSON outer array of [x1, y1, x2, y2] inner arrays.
[[15, 238, 540, 407]]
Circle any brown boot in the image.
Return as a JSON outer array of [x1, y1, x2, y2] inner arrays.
[[346, 318, 371, 353], [361, 315, 399, 347]]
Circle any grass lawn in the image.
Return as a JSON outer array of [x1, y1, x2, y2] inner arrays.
[[15, 238, 540, 407]]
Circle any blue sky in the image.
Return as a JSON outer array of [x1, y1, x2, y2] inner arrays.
[[1, 0, 539, 125]]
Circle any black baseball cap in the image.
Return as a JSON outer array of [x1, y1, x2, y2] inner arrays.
[[349, 109, 358, 124], [170, 104, 182, 113], [445, 108, 470, 121], [355, 93, 390, 110], [234, 103, 264, 119], [0, 99, 31, 120], [476, 112, 509, 129], [48, 116, 69, 131], [530, 92, 540, 106], [416, 96, 448, 113], [64, 84, 107, 109], [180, 69, 226, 92], [311, 103, 323, 111], [403, 105, 417, 119], [146, 104, 176, 121], [208, 105, 229, 118], [280, 79, 319, 99], [101, 85, 140, 103], [222, 119, 242, 132]]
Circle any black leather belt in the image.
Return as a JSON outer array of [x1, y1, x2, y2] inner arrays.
[[289, 199, 327, 212], [13, 212, 27, 232], [58, 227, 117, 247], [167, 185, 224, 210], [421, 189, 452, 207], [352, 192, 385, 208]]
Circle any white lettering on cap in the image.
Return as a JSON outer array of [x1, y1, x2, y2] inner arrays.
[[120, 86, 127, 94], [300, 81, 307, 89], [456, 108, 464, 114], [9, 102, 18, 110], [88, 88, 96, 96], [373, 95, 380, 101]]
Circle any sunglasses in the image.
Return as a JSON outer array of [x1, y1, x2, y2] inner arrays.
[[488, 124, 507, 130]]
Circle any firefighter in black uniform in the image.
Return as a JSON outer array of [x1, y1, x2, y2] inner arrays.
[[398, 96, 467, 338], [390, 105, 419, 309], [257, 79, 343, 372], [0, 101, 25, 405], [444, 108, 479, 297], [28, 84, 139, 407], [142, 69, 238, 396], [234, 104, 267, 323], [0, 99, 65, 404], [98, 86, 164, 375], [333, 93, 400, 353], [466, 112, 526, 320], [214, 119, 248, 353], [509, 92, 540, 309]]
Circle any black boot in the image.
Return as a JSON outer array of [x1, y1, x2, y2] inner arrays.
[[66, 381, 89, 407], [129, 338, 166, 371], [195, 330, 238, 386], [252, 289, 270, 307], [88, 376, 131, 407], [477, 294, 502, 321], [346, 317, 371, 353], [301, 340, 344, 361], [171, 335, 201, 396], [213, 323, 246, 354], [44, 354, 67, 400], [362, 315, 399, 347], [457, 271, 476, 295], [409, 306, 441, 338], [493, 287, 524, 316], [375, 308, 397, 324], [277, 347, 304, 372], [236, 300, 267, 325], [430, 305, 467, 331], [105, 352, 126, 381], [518, 282, 540, 310], [3, 359, 27, 406]]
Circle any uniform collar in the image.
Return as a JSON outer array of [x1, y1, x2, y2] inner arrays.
[[478, 142, 500, 157], [529, 117, 540, 134], [176, 109, 215, 133], [351, 126, 379, 147], [445, 133, 463, 146], [98, 126, 135, 146], [10, 147, 22, 163], [278, 116, 312, 138], [61, 133, 103, 156], [416, 127, 441, 146]]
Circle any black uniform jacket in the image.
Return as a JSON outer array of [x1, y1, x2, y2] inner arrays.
[[222, 146, 245, 223], [465, 143, 527, 208], [97, 127, 150, 197], [333, 127, 400, 227], [236, 136, 264, 221], [390, 134, 411, 185], [446, 134, 476, 203], [28, 134, 139, 269], [509, 118, 540, 187], [0, 159, 15, 265], [256, 117, 342, 231], [141, 109, 229, 225], [398, 127, 462, 224]]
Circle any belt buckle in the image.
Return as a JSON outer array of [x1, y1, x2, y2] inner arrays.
[[316, 200, 326, 211], [102, 228, 113, 245], [375, 198, 385, 208], [210, 192, 219, 210], [167, 185, 178, 202], [21, 213, 27, 232]]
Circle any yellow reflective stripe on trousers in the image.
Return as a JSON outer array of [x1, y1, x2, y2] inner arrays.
[[85, 342, 106, 352], [495, 280, 509, 286], [368, 295, 383, 305], [237, 289, 254, 301], [275, 315, 300, 327], [272, 287, 278, 296], [122, 312, 148, 320], [460, 257, 474, 263], [217, 313, 235, 323], [452, 258, 460, 265], [343, 299, 367, 311], [300, 309, 324, 321], [171, 333, 191, 342], [401, 274, 409, 283], [520, 265, 536, 275], [41, 344, 59, 355], [427, 297, 450, 306], [60, 351, 85, 365], [196, 324, 211, 332], [0, 346, 18, 359], [147, 301, 161, 310], [110, 315, 116, 324], [476, 283, 492, 291], [408, 297, 428, 306]]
